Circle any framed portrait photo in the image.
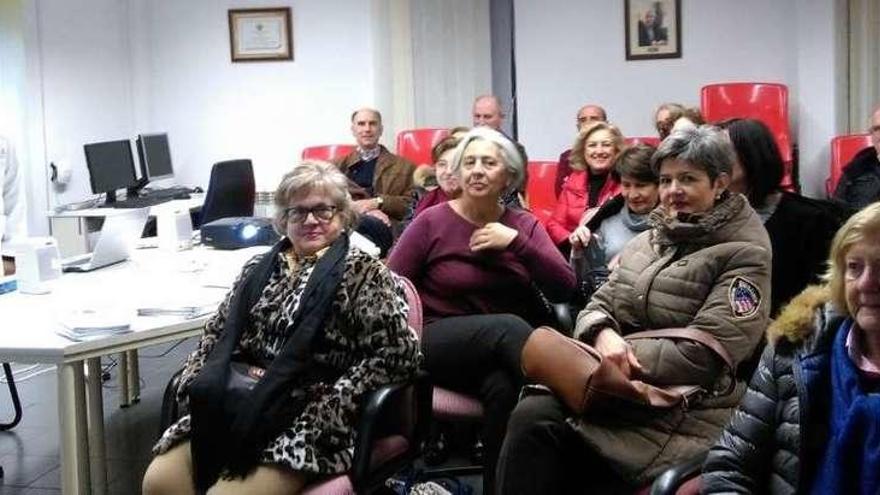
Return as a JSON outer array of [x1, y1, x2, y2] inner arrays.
[[624, 0, 681, 61], [228, 7, 293, 62]]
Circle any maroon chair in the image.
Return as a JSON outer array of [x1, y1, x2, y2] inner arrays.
[[403, 277, 485, 477], [701, 82, 797, 192], [302, 145, 356, 162], [827, 134, 872, 196], [396, 128, 450, 166]]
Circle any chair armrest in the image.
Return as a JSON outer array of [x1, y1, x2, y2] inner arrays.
[[350, 374, 431, 488], [650, 452, 707, 495], [553, 303, 574, 336]]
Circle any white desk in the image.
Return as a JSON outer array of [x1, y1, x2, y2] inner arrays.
[[48, 195, 205, 257], [0, 243, 268, 494]]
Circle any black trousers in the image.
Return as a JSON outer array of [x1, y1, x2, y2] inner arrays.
[[422, 314, 533, 493], [495, 394, 627, 495]]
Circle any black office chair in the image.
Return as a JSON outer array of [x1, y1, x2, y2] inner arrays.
[[197, 159, 255, 228]]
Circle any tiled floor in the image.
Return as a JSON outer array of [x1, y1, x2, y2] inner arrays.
[[0, 338, 197, 494], [0, 339, 485, 494]]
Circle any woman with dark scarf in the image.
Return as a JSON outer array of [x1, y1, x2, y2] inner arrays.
[[142, 161, 419, 495], [704, 201, 880, 494], [569, 144, 659, 300]]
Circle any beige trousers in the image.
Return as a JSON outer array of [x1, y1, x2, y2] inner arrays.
[[142, 441, 307, 495]]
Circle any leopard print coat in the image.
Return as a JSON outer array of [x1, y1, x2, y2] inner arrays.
[[153, 245, 420, 476]]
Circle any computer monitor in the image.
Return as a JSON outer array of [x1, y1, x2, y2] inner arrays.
[[83, 139, 138, 204], [136, 133, 174, 182]]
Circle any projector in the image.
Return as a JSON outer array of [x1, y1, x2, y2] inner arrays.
[[200, 217, 280, 250]]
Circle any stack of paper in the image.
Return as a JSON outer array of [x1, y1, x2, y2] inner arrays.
[[137, 304, 215, 319], [57, 308, 132, 341]]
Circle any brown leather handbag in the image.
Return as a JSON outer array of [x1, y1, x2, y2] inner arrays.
[[520, 326, 734, 414]]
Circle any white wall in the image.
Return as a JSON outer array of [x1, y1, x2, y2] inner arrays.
[[514, 0, 845, 197], [131, 0, 385, 192], [23, 0, 398, 218], [25, 0, 134, 219]]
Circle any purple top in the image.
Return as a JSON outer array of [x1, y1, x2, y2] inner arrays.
[[388, 202, 576, 325]]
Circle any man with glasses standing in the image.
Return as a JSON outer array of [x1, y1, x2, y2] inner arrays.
[[335, 108, 415, 255], [833, 106, 880, 210]]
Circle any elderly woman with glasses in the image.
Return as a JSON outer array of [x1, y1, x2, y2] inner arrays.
[[143, 160, 419, 495], [389, 127, 575, 492], [704, 201, 880, 494], [497, 126, 772, 494]]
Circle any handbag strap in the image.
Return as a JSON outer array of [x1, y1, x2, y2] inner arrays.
[[625, 328, 735, 371]]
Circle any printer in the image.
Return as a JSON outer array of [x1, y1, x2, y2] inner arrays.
[[200, 217, 279, 250]]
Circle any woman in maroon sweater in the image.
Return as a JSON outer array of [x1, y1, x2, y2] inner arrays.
[[388, 127, 575, 492]]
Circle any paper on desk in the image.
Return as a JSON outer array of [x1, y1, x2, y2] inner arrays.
[[56, 308, 133, 341], [137, 304, 215, 319]]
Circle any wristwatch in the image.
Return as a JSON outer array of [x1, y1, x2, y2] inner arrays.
[[375, 196, 384, 210]]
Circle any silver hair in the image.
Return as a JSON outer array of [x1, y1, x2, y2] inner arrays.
[[651, 125, 735, 180], [272, 160, 357, 234], [449, 127, 524, 194]]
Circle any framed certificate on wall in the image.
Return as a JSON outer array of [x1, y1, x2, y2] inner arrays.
[[228, 7, 293, 62]]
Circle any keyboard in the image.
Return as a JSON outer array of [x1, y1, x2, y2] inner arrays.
[[109, 187, 193, 209]]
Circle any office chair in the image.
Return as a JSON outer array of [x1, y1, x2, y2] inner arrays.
[[700, 82, 797, 192], [396, 128, 450, 166], [198, 159, 256, 227], [0, 363, 22, 431], [827, 134, 872, 196], [625, 136, 662, 148], [525, 161, 558, 226], [302, 145, 356, 162]]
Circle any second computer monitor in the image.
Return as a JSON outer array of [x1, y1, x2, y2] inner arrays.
[[136, 133, 174, 181], [84, 139, 138, 203]]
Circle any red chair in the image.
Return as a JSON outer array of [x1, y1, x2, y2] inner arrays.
[[396, 128, 449, 166], [526, 161, 559, 226], [302, 144, 356, 162], [701, 82, 796, 192], [827, 134, 872, 196], [625, 136, 661, 148]]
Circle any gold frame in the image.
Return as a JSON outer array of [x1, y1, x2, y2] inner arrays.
[[228, 7, 293, 62]]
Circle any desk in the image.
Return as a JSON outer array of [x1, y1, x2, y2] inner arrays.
[[48, 195, 205, 257], [0, 243, 268, 494]]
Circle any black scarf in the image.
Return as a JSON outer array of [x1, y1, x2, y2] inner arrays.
[[187, 235, 349, 490]]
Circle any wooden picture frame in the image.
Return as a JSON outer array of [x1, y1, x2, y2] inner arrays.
[[228, 7, 293, 62], [624, 0, 682, 61]]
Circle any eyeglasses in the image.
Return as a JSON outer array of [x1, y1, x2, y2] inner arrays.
[[284, 205, 338, 223]]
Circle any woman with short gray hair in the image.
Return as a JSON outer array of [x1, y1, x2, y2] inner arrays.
[[498, 125, 772, 493], [144, 161, 419, 495], [389, 127, 575, 492]]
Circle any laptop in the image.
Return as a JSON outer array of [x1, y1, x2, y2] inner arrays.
[[62, 208, 150, 272]]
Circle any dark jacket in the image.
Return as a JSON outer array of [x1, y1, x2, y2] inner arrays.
[[572, 193, 772, 484], [832, 146, 880, 210], [764, 192, 848, 315], [702, 286, 845, 494], [335, 146, 416, 220]]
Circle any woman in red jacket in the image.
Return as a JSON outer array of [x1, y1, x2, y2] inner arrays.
[[546, 121, 624, 247]]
